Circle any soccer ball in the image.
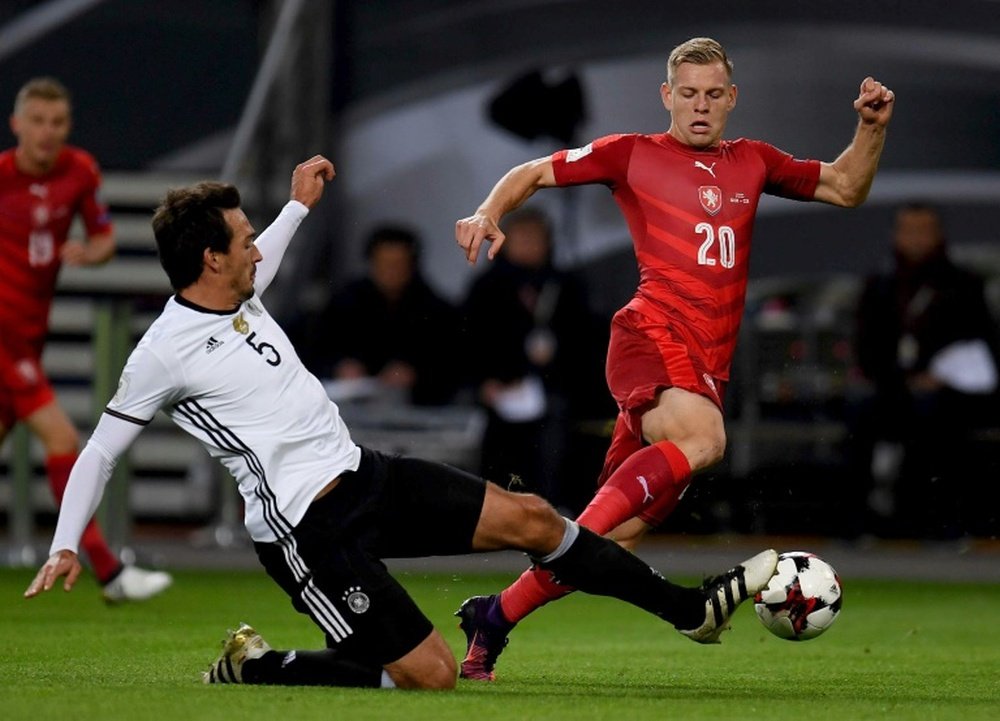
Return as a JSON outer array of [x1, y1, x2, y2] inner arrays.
[[754, 551, 842, 640]]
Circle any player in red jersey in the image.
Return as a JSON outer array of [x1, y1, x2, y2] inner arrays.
[[1, 77, 171, 602], [453, 37, 895, 679]]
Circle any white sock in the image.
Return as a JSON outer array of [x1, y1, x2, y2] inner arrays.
[[534, 517, 580, 564]]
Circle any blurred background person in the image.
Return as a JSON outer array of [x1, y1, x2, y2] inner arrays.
[[462, 206, 600, 510], [313, 224, 460, 406], [0, 77, 170, 601], [848, 201, 1000, 539]]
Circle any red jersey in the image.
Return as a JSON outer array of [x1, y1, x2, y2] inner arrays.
[[552, 132, 820, 379], [0, 146, 112, 351]]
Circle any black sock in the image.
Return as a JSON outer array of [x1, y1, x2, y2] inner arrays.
[[242, 649, 384, 687], [537, 525, 705, 629]]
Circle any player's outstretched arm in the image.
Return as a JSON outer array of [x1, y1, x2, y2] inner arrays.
[[814, 76, 895, 208], [23, 413, 143, 599], [253, 156, 336, 294], [456, 157, 556, 264], [24, 550, 82, 597]]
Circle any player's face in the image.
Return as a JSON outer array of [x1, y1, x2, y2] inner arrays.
[[9, 97, 71, 173], [221, 208, 261, 303], [661, 61, 737, 149]]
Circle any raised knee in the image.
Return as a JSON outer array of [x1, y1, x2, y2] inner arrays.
[[677, 429, 726, 472], [704, 431, 726, 467]]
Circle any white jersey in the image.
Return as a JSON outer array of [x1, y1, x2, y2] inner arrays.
[[49, 200, 361, 552], [107, 291, 360, 542]]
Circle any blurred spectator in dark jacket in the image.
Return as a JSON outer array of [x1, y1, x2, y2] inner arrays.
[[847, 202, 1000, 539], [315, 224, 460, 406], [462, 206, 602, 509]]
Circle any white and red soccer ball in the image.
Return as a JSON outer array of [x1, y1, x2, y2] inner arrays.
[[754, 551, 843, 640]]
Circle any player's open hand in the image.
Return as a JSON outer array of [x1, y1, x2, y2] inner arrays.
[[290, 155, 336, 209], [24, 550, 82, 598], [854, 77, 894, 127], [455, 213, 505, 264]]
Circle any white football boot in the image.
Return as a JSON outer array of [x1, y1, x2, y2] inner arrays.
[[678, 548, 779, 644]]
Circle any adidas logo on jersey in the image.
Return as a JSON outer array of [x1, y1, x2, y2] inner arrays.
[[205, 336, 225, 354]]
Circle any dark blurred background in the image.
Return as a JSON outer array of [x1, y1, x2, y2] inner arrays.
[[1, 0, 998, 552]]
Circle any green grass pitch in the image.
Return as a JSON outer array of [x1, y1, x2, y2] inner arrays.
[[3, 566, 998, 721]]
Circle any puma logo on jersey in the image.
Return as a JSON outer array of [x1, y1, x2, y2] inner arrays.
[[694, 161, 717, 178], [637, 475, 655, 504]]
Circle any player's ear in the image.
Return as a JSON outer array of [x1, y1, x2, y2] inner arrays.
[[203, 247, 219, 272], [660, 82, 672, 112], [728, 83, 738, 111]]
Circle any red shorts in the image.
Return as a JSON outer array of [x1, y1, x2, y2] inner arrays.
[[0, 338, 55, 429], [605, 306, 726, 432], [598, 306, 727, 488]]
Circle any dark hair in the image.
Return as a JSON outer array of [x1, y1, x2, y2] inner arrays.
[[152, 182, 242, 291], [364, 224, 421, 261]]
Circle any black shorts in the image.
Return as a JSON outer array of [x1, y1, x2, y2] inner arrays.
[[254, 446, 487, 666]]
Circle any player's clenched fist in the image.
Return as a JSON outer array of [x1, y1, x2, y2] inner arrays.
[[854, 76, 894, 127], [290, 155, 336, 209]]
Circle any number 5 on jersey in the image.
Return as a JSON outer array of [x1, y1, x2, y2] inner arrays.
[[245, 332, 281, 366]]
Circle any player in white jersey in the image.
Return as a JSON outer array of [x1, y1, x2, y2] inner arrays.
[[25, 155, 780, 689]]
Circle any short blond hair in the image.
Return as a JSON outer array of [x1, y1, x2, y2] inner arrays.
[[667, 37, 734, 85], [14, 77, 71, 115]]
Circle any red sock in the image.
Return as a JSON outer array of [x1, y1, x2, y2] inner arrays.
[[576, 441, 691, 533], [498, 441, 693, 624], [499, 566, 573, 624], [47, 453, 121, 584]]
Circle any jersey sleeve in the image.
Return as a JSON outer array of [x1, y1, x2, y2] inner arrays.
[[76, 151, 113, 237], [551, 134, 636, 189], [748, 140, 821, 200], [48, 413, 145, 554], [253, 200, 308, 294], [105, 342, 182, 424]]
